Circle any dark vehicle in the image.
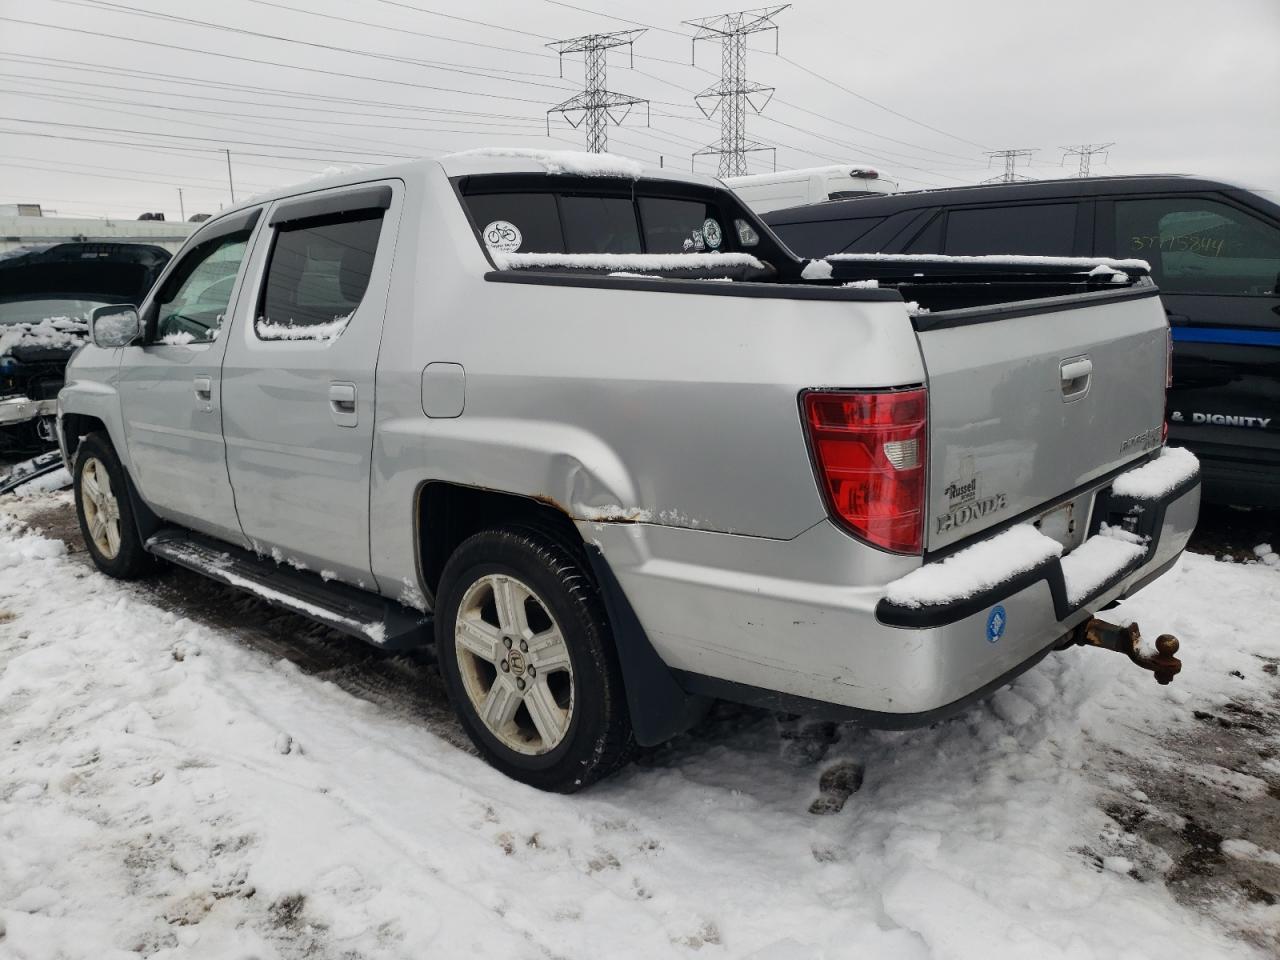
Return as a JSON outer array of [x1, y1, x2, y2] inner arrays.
[[0, 241, 171, 452], [763, 176, 1280, 507]]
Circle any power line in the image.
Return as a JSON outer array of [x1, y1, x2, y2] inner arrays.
[[547, 30, 649, 153], [685, 6, 789, 177], [1061, 142, 1114, 177]]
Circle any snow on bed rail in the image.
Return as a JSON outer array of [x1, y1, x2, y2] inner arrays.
[[491, 251, 765, 272], [0, 316, 88, 357], [1111, 447, 1200, 499], [448, 147, 644, 179], [826, 253, 1151, 272], [884, 524, 1063, 609]]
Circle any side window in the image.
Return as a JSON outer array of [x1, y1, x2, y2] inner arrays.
[[153, 231, 250, 344], [769, 217, 884, 257], [257, 210, 383, 340], [902, 212, 944, 254], [465, 192, 564, 254], [558, 195, 640, 254], [1114, 197, 1280, 297], [944, 203, 1076, 256]]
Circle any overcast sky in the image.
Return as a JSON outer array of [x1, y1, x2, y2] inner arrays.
[[1, 0, 1276, 220]]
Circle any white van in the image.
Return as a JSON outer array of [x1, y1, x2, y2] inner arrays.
[[722, 165, 899, 215]]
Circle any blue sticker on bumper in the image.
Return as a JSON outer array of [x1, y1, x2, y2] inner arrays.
[[986, 605, 1007, 644]]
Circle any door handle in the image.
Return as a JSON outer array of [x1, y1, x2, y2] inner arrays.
[[1060, 356, 1092, 400], [193, 376, 212, 401], [328, 381, 357, 427]]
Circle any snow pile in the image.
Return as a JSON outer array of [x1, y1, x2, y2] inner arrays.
[[885, 524, 1063, 608], [9, 467, 72, 498], [491, 251, 765, 272], [843, 279, 880, 289], [1111, 447, 1200, 499], [1251, 543, 1279, 568], [448, 147, 645, 179], [576, 503, 655, 523], [160, 331, 197, 346], [0, 316, 88, 357], [800, 258, 833, 280], [1088, 263, 1131, 284], [0, 492, 1275, 957], [827, 252, 1152, 271], [1060, 523, 1148, 605], [255, 314, 351, 342]]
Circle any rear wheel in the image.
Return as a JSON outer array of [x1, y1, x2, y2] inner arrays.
[[74, 433, 151, 579], [435, 527, 633, 792]]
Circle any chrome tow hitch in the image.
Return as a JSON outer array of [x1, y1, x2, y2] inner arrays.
[[1072, 617, 1182, 685]]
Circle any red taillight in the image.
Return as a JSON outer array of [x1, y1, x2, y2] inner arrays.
[[803, 388, 927, 554]]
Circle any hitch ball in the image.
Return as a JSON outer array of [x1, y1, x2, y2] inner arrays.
[[1074, 618, 1182, 685]]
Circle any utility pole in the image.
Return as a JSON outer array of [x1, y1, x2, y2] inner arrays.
[[1061, 142, 1113, 177], [984, 148, 1037, 183], [225, 148, 236, 203], [177, 187, 185, 221], [684, 5, 789, 178], [547, 30, 649, 153]]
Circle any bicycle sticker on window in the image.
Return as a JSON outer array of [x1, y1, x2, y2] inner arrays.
[[483, 220, 522, 252]]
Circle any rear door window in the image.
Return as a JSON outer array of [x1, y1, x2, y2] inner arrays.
[[258, 211, 383, 339], [944, 203, 1077, 256], [768, 217, 884, 257], [1114, 197, 1280, 297]]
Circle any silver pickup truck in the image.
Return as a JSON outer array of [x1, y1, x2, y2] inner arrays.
[[58, 150, 1201, 791]]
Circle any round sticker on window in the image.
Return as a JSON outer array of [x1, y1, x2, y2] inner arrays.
[[701, 218, 723, 249], [483, 220, 522, 252]]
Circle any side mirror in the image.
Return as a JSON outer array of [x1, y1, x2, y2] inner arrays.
[[89, 304, 141, 349]]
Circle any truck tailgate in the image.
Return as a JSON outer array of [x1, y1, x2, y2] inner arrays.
[[916, 287, 1169, 552]]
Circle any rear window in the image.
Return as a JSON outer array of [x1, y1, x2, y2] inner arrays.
[[768, 216, 884, 257], [944, 203, 1077, 256], [464, 189, 736, 257]]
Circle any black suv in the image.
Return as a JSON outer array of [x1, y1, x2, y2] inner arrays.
[[763, 175, 1280, 507]]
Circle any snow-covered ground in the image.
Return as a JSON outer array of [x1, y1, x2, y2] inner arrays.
[[1, 491, 1278, 959]]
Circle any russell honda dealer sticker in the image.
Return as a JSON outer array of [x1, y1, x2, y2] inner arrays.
[[986, 605, 1007, 644], [483, 220, 522, 252]]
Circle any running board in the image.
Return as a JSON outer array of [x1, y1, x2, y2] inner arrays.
[[145, 528, 432, 650]]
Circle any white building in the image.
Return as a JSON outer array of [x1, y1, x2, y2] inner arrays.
[[0, 211, 198, 254]]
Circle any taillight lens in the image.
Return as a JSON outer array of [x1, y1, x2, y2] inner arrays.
[[803, 388, 927, 554], [1163, 325, 1173, 444]]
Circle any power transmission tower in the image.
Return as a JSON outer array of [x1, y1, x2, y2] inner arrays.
[[983, 148, 1037, 183], [547, 30, 649, 154], [684, 5, 790, 177], [1061, 142, 1113, 177]]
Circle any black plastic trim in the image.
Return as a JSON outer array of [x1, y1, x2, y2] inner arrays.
[[269, 184, 392, 226], [483, 270, 903, 302], [673, 637, 1060, 730], [189, 206, 262, 247], [582, 543, 710, 747], [911, 283, 1160, 332], [876, 469, 1200, 629]]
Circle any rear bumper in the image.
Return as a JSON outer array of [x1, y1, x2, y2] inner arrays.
[[0, 395, 56, 427], [588, 462, 1200, 724]]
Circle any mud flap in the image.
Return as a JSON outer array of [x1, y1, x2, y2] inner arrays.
[[583, 543, 711, 746]]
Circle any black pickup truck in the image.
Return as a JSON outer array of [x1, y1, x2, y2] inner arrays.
[[0, 241, 171, 453], [763, 175, 1280, 507]]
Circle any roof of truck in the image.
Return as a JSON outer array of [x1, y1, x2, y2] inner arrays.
[[212, 150, 717, 221], [762, 174, 1265, 224]]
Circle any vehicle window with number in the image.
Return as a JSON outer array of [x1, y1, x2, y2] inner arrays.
[[154, 232, 250, 344], [1115, 198, 1280, 297]]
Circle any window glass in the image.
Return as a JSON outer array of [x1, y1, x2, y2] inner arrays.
[[903, 212, 943, 254], [639, 197, 724, 254], [465, 192, 563, 254], [259, 212, 383, 336], [769, 217, 884, 257], [559, 195, 641, 254], [154, 231, 250, 343], [944, 203, 1076, 256], [1114, 197, 1280, 296]]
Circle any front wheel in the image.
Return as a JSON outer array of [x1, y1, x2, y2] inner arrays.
[[435, 527, 634, 792], [73, 433, 152, 579]]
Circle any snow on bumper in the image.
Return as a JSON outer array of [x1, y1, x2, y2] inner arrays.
[[586, 450, 1200, 721]]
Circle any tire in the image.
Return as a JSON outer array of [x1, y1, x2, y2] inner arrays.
[[435, 527, 634, 792], [73, 432, 152, 579]]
